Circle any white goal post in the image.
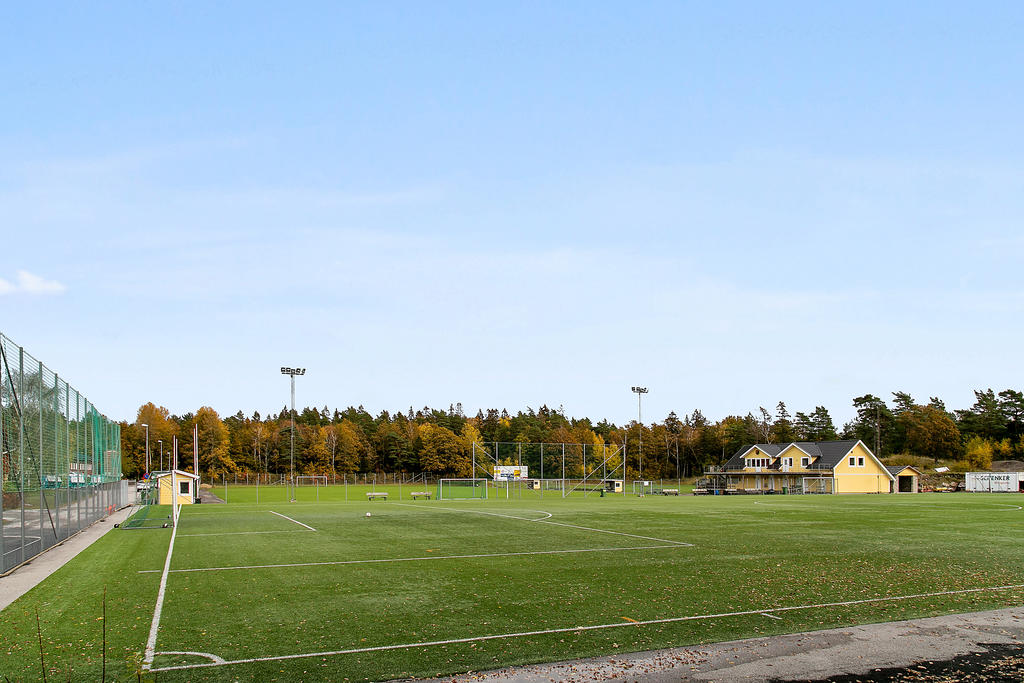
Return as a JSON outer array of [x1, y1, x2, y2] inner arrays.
[[631, 480, 654, 496], [295, 475, 328, 487], [802, 476, 833, 494]]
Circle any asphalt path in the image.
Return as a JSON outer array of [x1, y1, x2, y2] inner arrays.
[[418, 607, 1024, 682]]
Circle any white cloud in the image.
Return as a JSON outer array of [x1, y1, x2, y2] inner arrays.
[[0, 270, 66, 295]]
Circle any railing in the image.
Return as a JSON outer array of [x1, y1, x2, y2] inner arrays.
[[706, 461, 833, 474]]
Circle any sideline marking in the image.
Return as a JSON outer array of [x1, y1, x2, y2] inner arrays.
[[137, 544, 683, 574], [269, 510, 316, 531], [143, 514, 179, 668], [760, 612, 783, 620], [178, 530, 315, 537], [146, 582, 1024, 673]]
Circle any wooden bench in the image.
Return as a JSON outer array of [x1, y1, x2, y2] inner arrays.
[[410, 491, 431, 500], [659, 488, 680, 496], [366, 492, 388, 501]]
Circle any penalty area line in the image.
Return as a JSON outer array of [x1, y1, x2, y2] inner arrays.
[[395, 502, 691, 546], [269, 510, 316, 531], [146, 582, 1024, 673]]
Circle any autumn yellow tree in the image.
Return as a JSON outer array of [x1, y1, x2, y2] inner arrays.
[[964, 436, 993, 470], [195, 406, 234, 476], [460, 420, 485, 477], [135, 402, 178, 471], [335, 420, 366, 474], [419, 423, 465, 475]]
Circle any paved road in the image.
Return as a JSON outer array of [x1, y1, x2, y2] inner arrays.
[[418, 606, 1024, 682]]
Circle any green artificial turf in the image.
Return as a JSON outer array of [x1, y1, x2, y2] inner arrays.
[[1, 490, 1022, 682]]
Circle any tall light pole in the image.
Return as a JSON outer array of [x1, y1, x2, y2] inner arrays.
[[631, 387, 648, 482], [142, 423, 149, 476], [158, 440, 163, 471], [281, 366, 306, 502]]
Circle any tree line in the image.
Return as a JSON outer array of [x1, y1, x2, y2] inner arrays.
[[117, 389, 1024, 480]]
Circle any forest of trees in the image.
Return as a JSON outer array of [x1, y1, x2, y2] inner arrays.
[[117, 389, 1024, 480]]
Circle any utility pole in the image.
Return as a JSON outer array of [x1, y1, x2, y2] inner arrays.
[[142, 423, 149, 475], [281, 367, 306, 502]]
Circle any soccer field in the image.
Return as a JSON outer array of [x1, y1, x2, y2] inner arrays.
[[2, 490, 1023, 682]]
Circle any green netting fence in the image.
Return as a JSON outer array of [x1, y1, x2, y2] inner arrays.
[[1, 331, 126, 574]]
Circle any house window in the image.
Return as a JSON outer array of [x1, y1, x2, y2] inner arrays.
[[800, 457, 809, 467], [746, 458, 769, 468], [180, 481, 190, 495], [857, 457, 865, 467], [849, 457, 856, 467], [783, 457, 792, 467]]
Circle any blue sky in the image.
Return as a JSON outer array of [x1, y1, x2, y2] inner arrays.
[[2, 2, 1023, 425]]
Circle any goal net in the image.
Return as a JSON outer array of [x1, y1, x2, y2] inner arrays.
[[802, 476, 834, 494], [631, 480, 653, 496], [296, 475, 328, 487], [437, 478, 488, 500]]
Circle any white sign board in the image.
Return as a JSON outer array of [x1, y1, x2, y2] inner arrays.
[[492, 466, 528, 481], [965, 472, 1023, 492]]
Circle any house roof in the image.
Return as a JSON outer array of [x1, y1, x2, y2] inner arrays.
[[153, 469, 200, 480], [725, 440, 864, 470], [885, 465, 922, 476]]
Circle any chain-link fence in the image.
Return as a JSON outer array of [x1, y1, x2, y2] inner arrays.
[[1, 332, 125, 574]]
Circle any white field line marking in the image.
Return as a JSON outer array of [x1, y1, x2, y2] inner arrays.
[[396, 503, 691, 546], [147, 582, 1024, 673], [760, 612, 783, 620], [157, 651, 226, 664], [269, 510, 316, 531], [395, 502, 551, 522], [137, 544, 682, 574], [143, 517, 179, 669], [537, 519, 692, 546], [178, 530, 315, 537]]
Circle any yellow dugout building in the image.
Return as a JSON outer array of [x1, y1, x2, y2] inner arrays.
[[153, 470, 200, 506]]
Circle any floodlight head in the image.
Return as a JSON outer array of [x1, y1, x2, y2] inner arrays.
[[281, 367, 307, 376], [141, 423, 148, 428], [631, 386, 648, 394]]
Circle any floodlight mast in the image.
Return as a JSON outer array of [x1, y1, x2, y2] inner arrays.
[[631, 387, 648, 481], [281, 367, 306, 502]]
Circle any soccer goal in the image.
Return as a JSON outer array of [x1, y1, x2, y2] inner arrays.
[[437, 478, 488, 500], [296, 475, 328, 487], [631, 480, 653, 496], [802, 476, 834, 494]]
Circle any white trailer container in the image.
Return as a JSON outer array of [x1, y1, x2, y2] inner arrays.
[[965, 472, 1024, 493]]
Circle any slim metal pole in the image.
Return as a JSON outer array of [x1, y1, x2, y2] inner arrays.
[[291, 374, 296, 501], [16, 345, 24, 565], [38, 360, 45, 544], [143, 424, 149, 477]]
